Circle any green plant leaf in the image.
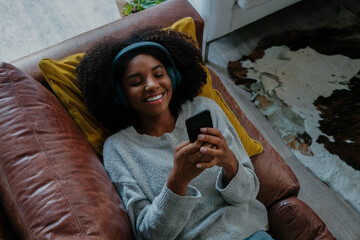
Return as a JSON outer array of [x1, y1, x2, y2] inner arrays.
[[123, 4, 133, 15], [123, 0, 166, 16]]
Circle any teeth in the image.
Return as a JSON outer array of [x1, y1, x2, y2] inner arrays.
[[145, 94, 163, 102]]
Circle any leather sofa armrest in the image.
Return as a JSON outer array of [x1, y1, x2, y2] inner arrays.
[[268, 197, 335, 240], [10, 0, 204, 86]]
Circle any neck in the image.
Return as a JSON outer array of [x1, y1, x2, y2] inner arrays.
[[136, 110, 177, 137]]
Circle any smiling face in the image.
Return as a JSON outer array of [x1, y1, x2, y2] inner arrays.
[[121, 54, 173, 120]]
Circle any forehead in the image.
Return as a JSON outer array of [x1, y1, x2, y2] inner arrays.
[[126, 54, 163, 70]]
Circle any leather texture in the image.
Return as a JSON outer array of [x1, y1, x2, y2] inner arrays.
[[1, 0, 334, 239], [268, 197, 336, 240], [0, 62, 134, 239]]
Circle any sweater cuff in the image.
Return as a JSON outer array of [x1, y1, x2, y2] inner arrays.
[[216, 164, 255, 204], [156, 185, 201, 214]]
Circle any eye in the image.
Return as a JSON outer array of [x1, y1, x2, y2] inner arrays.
[[130, 81, 141, 87], [153, 70, 165, 78], [155, 73, 164, 78], [129, 78, 143, 87]]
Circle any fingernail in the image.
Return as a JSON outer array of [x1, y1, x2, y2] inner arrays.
[[200, 128, 207, 132], [196, 163, 202, 168], [200, 147, 207, 153], [198, 134, 205, 140]]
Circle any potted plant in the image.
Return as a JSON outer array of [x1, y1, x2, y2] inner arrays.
[[122, 0, 167, 16]]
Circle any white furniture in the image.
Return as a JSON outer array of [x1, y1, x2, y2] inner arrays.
[[188, 0, 301, 60]]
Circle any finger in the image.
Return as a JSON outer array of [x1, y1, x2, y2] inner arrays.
[[197, 151, 214, 163], [199, 146, 222, 158], [189, 139, 212, 154], [186, 139, 204, 155], [192, 142, 211, 157], [201, 142, 212, 149], [191, 149, 205, 160], [198, 134, 221, 146], [200, 127, 222, 137], [196, 143, 214, 163], [196, 158, 220, 169], [176, 142, 203, 159], [175, 140, 190, 152]]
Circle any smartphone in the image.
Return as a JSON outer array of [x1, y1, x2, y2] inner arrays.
[[185, 110, 213, 143]]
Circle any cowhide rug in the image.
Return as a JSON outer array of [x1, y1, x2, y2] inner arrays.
[[228, 8, 360, 212]]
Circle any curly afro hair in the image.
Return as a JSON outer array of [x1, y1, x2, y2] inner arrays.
[[76, 26, 207, 133]]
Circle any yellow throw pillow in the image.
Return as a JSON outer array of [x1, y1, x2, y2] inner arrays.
[[39, 53, 110, 155], [39, 17, 262, 156], [166, 17, 199, 49], [198, 67, 263, 156]]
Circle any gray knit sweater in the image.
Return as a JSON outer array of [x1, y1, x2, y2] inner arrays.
[[103, 97, 268, 240]]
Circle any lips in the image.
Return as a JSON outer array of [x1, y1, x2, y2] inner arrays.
[[144, 93, 164, 103]]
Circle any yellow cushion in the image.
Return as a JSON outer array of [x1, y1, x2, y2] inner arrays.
[[166, 17, 199, 49], [39, 53, 110, 155], [39, 17, 263, 156], [198, 67, 263, 156]]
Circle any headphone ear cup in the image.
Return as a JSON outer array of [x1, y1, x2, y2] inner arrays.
[[166, 66, 177, 89], [166, 65, 181, 90], [114, 82, 129, 108]]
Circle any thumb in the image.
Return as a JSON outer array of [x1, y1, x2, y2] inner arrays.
[[175, 140, 190, 152]]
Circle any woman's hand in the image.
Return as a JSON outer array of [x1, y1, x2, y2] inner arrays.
[[196, 128, 239, 183], [167, 140, 210, 196]]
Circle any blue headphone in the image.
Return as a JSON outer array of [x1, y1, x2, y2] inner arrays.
[[111, 41, 182, 108]]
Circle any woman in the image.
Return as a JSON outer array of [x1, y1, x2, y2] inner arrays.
[[77, 27, 272, 240]]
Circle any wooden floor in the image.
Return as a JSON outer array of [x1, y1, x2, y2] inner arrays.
[[207, 0, 360, 239]]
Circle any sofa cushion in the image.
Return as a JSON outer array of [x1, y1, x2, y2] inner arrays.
[[38, 17, 263, 157], [0, 62, 134, 239]]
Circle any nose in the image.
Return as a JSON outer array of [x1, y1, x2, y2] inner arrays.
[[145, 76, 159, 90]]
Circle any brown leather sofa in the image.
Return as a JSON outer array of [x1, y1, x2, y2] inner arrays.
[[0, 0, 335, 239]]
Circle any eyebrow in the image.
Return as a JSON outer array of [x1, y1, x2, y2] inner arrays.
[[126, 64, 164, 81]]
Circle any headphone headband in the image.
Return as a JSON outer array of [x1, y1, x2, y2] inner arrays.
[[111, 41, 182, 108]]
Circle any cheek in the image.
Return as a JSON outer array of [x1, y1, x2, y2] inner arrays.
[[122, 85, 141, 106], [165, 77, 173, 96], [126, 88, 140, 102], [168, 87, 173, 100]]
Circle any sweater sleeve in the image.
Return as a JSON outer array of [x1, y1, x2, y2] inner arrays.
[[104, 138, 201, 240], [204, 98, 260, 205]]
